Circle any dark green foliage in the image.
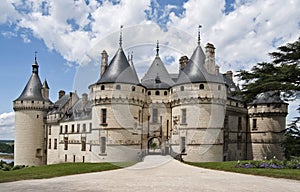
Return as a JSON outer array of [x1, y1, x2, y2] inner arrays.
[[0, 142, 14, 153]]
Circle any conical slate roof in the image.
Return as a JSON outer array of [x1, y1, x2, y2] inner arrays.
[[141, 56, 174, 89], [176, 45, 223, 85], [97, 48, 139, 84], [15, 59, 45, 101], [42, 79, 50, 89]]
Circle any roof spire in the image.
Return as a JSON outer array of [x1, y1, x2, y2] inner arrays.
[[156, 40, 159, 56], [119, 25, 123, 48], [198, 25, 202, 46]]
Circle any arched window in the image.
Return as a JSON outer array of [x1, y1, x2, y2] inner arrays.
[[131, 86, 136, 92], [155, 90, 160, 95], [148, 91, 151, 95], [116, 85, 121, 90], [101, 85, 105, 90], [180, 86, 184, 91], [199, 84, 204, 90], [164, 91, 168, 96]]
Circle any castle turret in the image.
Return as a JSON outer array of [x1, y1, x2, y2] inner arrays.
[[13, 55, 51, 165], [248, 91, 288, 160]]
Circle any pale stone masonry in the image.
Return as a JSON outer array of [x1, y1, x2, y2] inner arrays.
[[13, 32, 288, 165]]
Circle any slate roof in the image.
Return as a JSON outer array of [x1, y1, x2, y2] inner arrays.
[[141, 56, 174, 89], [251, 91, 285, 105], [223, 75, 241, 101], [175, 45, 223, 85], [96, 48, 139, 84]]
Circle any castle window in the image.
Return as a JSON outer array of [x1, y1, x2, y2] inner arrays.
[[155, 90, 160, 95], [64, 137, 68, 150], [116, 84, 121, 90], [142, 89, 144, 93], [101, 85, 105, 90], [77, 124, 80, 132], [181, 109, 187, 124], [131, 86, 136, 92], [83, 123, 86, 132], [48, 126, 51, 135], [65, 125, 68, 133], [101, 108, 107, 124], [54, 139, 57, 150], [199, 84, 204, 90], [60, 126, 63, 134], [48, 139, 51, 149], [180, 86, 184, 91], [267, 103, 270, 107], [252, 119, 257, 130], [83, 156, 85, 163], [65, 154, 67, 162], [218, 85, 221, 90], [152, 109, 158, 123], [180, 137, 186, 153], [164, 91, 168, 96], [101, 137, 106, 154], [238, 117, 242, 131], [71, 124, 75, 133], [148, 91, 151, 95], [21, 100, 23, 104], [90, 123, 92, 131], [73, 155, 76, 163], [37, 115, 39, 119], [32, 100, 34, 104], [81, 137, 86, 151]]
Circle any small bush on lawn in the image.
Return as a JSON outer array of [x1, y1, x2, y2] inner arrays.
[[235, 157, 300, 169]]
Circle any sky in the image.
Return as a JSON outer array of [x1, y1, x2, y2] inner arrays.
[[0, 0, 299, 140]]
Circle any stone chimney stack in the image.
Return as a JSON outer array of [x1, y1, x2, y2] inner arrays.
[[205, 43, 216, 74], [225, 71, 233, 81], [101, 50, 108, 77], [179, 56, 189, 71], [82, 93, 88, 106], [59, 90, 65, 99]]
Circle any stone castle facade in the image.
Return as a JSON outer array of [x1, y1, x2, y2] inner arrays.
[[13, 31, 288, 165]]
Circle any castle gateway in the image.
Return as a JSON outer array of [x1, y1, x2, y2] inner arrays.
[[13, 30, 288, 165]]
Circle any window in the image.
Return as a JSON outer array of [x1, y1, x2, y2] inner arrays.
[[60, 126, 63, 134], [181, 108, 187, 124], [238, 117, 242, 131], [54, 139, 57, 149], [218, 85, 221, 90], [81, 137, 86, 151], [83, 123, 86, 132], [65, 154, 67, 162], [155, 90, 160, 95], [116, 84, 121, 90], [90, 123, 92, 131], [152, 109, 158, 123], [83, 156, 85, 163], [71, 124, 75, 133], [37, 115, 39, 119], [142, 89, 144, 93], [64, 137, 68, 150], [48, 139, 51, 149], [164, 91, 168, 96], [252, 119, 257, 130], [32, 100, 34, 104], [101, 109, 107, 124], [48, 126, 51, 135], [148, 91, 151, 95], [180, 86, 184, 91], [101, 85, 105, 90], [101, 137, 106, 154], [77, 124, 80, 133], [199, 84, 204, 89], [181, 137, 186, 153], [65, 125, 68, 133], [131, 86, 136, 92], [73, 155, 76, 163]]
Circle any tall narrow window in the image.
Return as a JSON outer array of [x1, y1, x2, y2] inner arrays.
[[252, 119, 257, 130], [64, 137, 68, 150], [71, 124, 75, 133], [54, 139, 57, 149], [101, 137, 106, 154], [81, 137, 86, 151], [181, 137, 186, 153], [65, 125, 68, 133], [77, 124, 80, 133], [101, 109, 107, 124], [48, 126, 51, 135], [152, 109, 158, 123], [60, 126, 63, 134], [181, 108, 187, 124], [83, 123, 86, 132], [48, 139, 51, 149], [238, 117, 242, 131], [89, 123, 92, 131]]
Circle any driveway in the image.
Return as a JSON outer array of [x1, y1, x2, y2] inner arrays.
[[1, 155, 299, 192]]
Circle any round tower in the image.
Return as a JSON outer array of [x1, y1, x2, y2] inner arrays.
[[13, 56, 51, 165], [248, 91, 288, 160]]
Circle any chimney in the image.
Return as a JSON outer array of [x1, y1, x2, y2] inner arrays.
[[58, 90, 65, 99], [82, 93, 88, 106], [225, 71, 233, 81], [101, 50, 108, 76], [205, 43, 216, 74], [179, 56, 189, 71]]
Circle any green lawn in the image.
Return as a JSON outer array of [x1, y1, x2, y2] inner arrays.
[[0, 162, 135, 183], [186, 161, 300, 180]]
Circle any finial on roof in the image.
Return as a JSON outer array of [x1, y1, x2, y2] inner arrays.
[[34, 51, 38, 65], [156, 40, 159, 56], [198, 25, 202, 46], [119, 25, 123, 47]]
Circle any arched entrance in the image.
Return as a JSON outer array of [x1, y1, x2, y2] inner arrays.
[[148, 137, 162, 154]]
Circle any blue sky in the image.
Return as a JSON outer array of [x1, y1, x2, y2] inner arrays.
[[0, 0, 299, 139]]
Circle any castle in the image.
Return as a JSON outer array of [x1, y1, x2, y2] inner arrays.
[[13, 29, 288, 165]]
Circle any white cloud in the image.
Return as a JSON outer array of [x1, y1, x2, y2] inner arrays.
[[0, 112, 14, 140]]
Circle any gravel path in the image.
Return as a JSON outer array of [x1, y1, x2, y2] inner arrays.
[[1, 155, 299, 192]]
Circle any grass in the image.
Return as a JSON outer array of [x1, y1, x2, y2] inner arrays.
[[186, 161, 300, 180], [0, 162, 135, 183]]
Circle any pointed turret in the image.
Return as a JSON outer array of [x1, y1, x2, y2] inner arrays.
[[96, 26, 139, 84], [42, 79, 50, 100], [141, 41, 174, 89]]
